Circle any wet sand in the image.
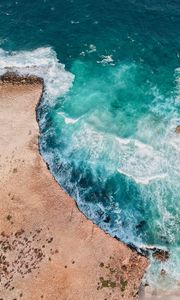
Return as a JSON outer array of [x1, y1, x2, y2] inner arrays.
[[0, 77, 148, 300]]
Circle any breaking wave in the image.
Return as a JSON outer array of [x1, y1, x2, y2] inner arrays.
[[0, 47, 74, 102]]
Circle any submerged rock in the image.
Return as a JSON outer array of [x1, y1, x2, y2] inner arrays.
[[152, 249, 170, 262], [160, 269, 166, 276], [136, 220, 146, 229], [175, 125, 180, 133]]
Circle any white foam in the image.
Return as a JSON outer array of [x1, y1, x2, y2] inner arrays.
[[0, 47, 74, 103], [134, 139, 153, 151], [79, 44, 97, 57], [97, 55, 114, 65], [117, 168, 167, 185], [58, 111, 81, 124], [115, 136, 130, 145], [88, 44, 96, 53], [71, 20, 80, 24]]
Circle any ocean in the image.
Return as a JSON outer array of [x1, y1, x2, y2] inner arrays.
[[0, 0, 179, 291]]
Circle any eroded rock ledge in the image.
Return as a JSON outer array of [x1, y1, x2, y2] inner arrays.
[[0, 72, 43, 85], [0, 74, 148, 300]]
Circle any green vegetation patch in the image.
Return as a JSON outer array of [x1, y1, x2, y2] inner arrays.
[[98, 277, 117, 289], [120, 279, 128, 292]]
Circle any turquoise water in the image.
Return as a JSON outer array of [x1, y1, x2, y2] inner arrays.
[[0, 0, 180, 291]]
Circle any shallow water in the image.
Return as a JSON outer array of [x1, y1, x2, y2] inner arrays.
[[0, 0, 180, 291]]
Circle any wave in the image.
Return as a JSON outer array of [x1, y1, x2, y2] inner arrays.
[[0, 47, 74, 103], [97, 55, 114, 65], [58, 111, 82, 124], [117, 168, 167, 185]]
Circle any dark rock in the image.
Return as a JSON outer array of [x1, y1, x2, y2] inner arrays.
[[136, 220, 146, 229], [103, 216, 111, 223], [0, 72, 43, 85], [152, 249, 169, 262], [160, 269, 166, 276]]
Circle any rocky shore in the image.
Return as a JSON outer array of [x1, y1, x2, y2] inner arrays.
[[176, 125, 180, 134], [0, 74, 148, 300]]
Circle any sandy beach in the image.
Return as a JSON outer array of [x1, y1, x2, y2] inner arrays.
[[0, 75, 148, 300]]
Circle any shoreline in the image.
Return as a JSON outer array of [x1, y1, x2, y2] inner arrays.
[[0, 73, 148, 299]]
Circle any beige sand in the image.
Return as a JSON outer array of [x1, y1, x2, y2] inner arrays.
[[0, 79, 148, 300]]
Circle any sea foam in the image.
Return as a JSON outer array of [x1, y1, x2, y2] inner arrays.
[[0, 47, 74, 103]]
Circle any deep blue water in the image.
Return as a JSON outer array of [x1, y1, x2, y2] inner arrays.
[[0, 0, 180, 290]]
